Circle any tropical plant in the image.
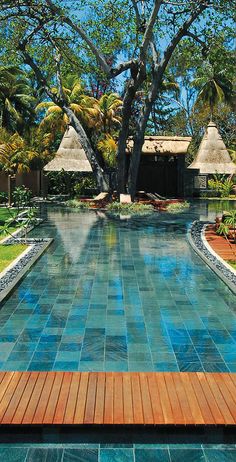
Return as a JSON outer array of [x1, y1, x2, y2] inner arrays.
[[66, 199, 90, 209], [36, 77, 100, 132], [107, 202, 153, 215], [0, 192, 8, 205], [12, 186, 33, 212], [0, 66, 36, 133], [208, 174, 234, 197], [97, 135, 117, 167], [0, 133, 37, 175], [96, 93, 122, 134], [192, 65, 234, 119], [217, 210, 236, 245], [74, 176, 97, 197], [166, 201, 190, 213]]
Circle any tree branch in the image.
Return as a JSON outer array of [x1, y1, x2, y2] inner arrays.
[[140, 1, 163, 60]]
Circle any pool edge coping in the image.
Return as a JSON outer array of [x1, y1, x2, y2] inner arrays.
[[187, 221, 236, 295], [0, 238, 53, 303]]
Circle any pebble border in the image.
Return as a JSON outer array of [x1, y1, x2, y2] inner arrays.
[[188, 220, 236, 295], [0, 236, 53, 303]]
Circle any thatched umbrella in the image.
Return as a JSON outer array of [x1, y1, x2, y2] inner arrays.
[[43, 125, 92, 172], [188, 121, 235, 174]]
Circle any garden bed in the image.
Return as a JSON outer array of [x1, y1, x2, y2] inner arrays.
[[188, 220, 236, 294]]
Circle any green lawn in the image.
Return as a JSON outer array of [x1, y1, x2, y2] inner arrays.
[[0, 244, 28, 273], [227, 260, 236, 270], [0, 207, 21, 239]]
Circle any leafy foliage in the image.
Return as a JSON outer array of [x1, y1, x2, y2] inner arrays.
[[208, 175, 234, 197]]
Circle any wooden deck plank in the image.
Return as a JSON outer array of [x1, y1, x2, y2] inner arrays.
[[32, 372, 56, 424], [43, 372, 64, 424], [180, 373, 205, 425], [84, 373, 98, 424], [155, 372, 173, 424], [94, 372, 105, 424], [205, 373, 235, 425], [11, 372, 39, 425], [131, 373, 143, 424], [22, 372, 47, 424], [222, 374, 236, 405], [164, 372, 184, 425], [147, 373, 163, 425], [0, 372, 23, 422], [73, 372, 89, 424], [0, 371, 235, 426], [189, 373, 215, 425], [196, 372, 225, 425], [0, 372, 14, 404], [139, 373, 153, 424], [63, 372, 81, 425], [104, 372, 113, 424], [211, 373, 236, 424], [1, 372, 30, 424], [54, 372, 73, 424], [0, 372, 6, 386], [114, 373, 124, 424], [171, 372, 194, 425], [123, 373, 133, 424]]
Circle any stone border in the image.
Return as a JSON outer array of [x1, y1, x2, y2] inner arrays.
[[0, 237, 53, 303], [187, 220, 236, 295]]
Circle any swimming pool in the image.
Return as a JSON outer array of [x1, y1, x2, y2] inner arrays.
[[0, 201, 235, 373]]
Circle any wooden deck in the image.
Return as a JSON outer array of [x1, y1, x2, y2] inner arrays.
[[0, 371, 235, 426], [205, 225, 236, 261]]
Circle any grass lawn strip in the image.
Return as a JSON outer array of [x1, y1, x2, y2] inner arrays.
[[227, 260, 236, 270], [0, 244, 28, 272]]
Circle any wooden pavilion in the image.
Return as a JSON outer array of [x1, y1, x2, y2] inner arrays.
[[127, 136, 192, 197]]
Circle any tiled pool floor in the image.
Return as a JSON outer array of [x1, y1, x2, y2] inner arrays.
[[0, 203, 235, 373], [0, 444, 236, 462]]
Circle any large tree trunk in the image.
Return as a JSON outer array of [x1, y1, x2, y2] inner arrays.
[[117, 82, 137, 194], [63, 106, 109, 192], [127, 100, 152, 200]]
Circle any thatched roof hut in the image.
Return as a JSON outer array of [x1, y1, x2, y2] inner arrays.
[[188, 121, 235, 174], [127, 136, 192, 156], [44, 125, 92, 172]]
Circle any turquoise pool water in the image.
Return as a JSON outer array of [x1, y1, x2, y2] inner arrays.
[[0, 201, 235, 461], [0, 201, 235, 373]]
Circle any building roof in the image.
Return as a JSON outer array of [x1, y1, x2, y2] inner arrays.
[[126, 136, 192, 156], [188, 121, 236, 174], [44, 125, 92, 172]]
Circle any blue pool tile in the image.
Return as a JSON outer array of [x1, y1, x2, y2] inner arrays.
[[100, 449, 134, 461], [26, 448, 63, 461], [53, 361, 79, 371], [28, 361, 55, 371], [0, 448, 28, 462], [204, 449, 236, 461], [63, 449, 98, 461], [135, 449, 170, 462], [169, 449, 205, 462]]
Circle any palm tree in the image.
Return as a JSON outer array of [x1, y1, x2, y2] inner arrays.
[[192, 65, 234, 119], [36, 77, 100, 133], [0, 66, 36, 133], [97, 93, 122, 134], [97, 134, 117, 167], [0, 133, 37, 204]]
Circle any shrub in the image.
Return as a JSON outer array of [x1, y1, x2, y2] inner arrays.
[[66, 199, 90, 209], [166, 201, 190, 213], [0, 192, 8, 204], [74, 176, 97, 197], [208, 174, 234, 197], [12, 186, 32, 211], [107, 202, 154, 215]]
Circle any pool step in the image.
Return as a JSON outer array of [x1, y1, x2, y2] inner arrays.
[[0, 371, 235, 426]]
